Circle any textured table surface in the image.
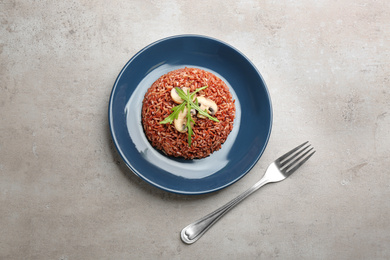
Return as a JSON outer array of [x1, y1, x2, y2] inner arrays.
[[1, 1, 390, 259]]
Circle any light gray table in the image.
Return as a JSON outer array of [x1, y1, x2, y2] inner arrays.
[[1, 1, 389, 259]]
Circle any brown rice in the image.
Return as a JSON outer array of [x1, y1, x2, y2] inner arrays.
[[141, 67, 235, 159]]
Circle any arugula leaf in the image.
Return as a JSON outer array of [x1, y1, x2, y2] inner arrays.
[[174, 87, 188, 101], [176, 87, 219, 122], [189, 99, 219, 122], [159, 102, 186, 124], [190, 86, 207, 98], [160, 86, 219, 147], [186, 90, 194, 146]]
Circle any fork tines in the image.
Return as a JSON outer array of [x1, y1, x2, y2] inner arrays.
[[277, 141, 315, 175]]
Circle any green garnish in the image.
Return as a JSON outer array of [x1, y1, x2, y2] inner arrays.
[[160, 86, 219, 146], [159, 102, 186, 124]]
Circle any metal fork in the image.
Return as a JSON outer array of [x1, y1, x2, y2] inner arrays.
[[181, 141, 315, 244]]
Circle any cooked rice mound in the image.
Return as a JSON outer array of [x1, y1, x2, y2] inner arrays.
[[141, 67, 235, 159]]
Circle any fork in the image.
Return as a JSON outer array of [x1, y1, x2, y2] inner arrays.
[[181, 141, 315, 244]]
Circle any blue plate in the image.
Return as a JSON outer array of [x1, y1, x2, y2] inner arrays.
[[108, 35, 272, 195]]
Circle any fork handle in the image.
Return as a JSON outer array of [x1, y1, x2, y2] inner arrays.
[[180, 177, 270, 244]]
